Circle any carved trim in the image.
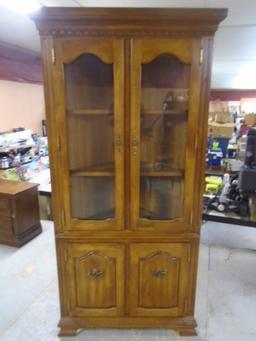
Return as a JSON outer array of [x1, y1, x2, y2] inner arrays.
[[39, 29, 213, 37], [140, 251, 179, 262], [76, 250, 114, 263], [33, 7, 227, 39]]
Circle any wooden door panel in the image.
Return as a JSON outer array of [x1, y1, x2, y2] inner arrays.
[[139, 251, 180, 309], [130, 38, 202, 230], [75, 251, 116, 309], [141, 38, 193, 64], [57, 38, 114, 64], [129, 243, 190, 317], [65, 243, 125, 316]]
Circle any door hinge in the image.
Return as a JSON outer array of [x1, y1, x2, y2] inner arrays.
[[51, 47, 56, 64], [200, 48, 204, 64]]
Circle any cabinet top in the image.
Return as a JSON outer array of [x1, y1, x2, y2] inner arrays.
[[0, 179, 38, 195], [31, 7, 227, 37]]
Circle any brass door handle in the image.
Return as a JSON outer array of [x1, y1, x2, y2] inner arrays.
[[151, 270, 168, 278], [115, 135, 122, 152], [87, 269, 104, 279], [131, 132, 138, 155]]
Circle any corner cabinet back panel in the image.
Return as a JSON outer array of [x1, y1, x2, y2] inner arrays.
[[32, 7, 227, 336]]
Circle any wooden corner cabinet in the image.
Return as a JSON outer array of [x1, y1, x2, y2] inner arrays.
[[32, 7, 227, 337]]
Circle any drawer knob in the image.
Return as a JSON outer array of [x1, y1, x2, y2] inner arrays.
[[87, 269, 104, 279], [151, 269, 168, 278]]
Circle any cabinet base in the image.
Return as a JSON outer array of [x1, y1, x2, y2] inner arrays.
[[58, 316, 197, 337], [0, 222, 42, 247]]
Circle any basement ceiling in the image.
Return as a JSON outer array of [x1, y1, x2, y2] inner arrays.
[[0, 0, 255, 89]]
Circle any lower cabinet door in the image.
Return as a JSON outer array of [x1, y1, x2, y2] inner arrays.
[[129, 243, 190, 317], [65, 243, 125, 317]]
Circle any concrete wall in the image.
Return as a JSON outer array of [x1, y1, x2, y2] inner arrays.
[[0, 80, 45, 134]]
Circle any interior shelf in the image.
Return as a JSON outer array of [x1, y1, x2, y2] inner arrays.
[[141, 170, 183, 177], [68, 109, 113, 116], [139, 207, 174, 220], [80, 208, 115, 220], [141, 162, 184, 177], [141, 109, 187, 115], [70, 163, 114, 177]]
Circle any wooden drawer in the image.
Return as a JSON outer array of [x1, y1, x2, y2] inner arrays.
[[64, 243, 125, 317], [129, 243, 190, 317], [0, 197, 11, 216]]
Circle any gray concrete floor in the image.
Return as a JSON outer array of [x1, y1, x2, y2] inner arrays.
[[0, 220, 256, 341]]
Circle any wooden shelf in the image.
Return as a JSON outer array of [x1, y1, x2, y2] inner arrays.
[[141, 170, 183, 177], [68, 109, 113, 116], [81, 208, 115, 220], [71, 170, 114, 177], [205, 167, 238, 176], [203, 212, 256, 228], [140, 207, 173, 220], [70, 163, 114, 177], [142, 109, 187, 115]]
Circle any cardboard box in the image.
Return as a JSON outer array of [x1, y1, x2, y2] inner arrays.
[[215, 112, 233, 124], [209, 99, 223, 114], [208, 122, 235, 139], [214, 112, 226, 123], [209, 99, 234, 123], [244, 114, 256, 126]]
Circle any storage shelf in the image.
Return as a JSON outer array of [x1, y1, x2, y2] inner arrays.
[[141, 170, 183, 177], [140, 207, 174, 220], [77, 208, 115, 220], [71, 170, 114, 177], [141, 109, 187, 115], [141, 162, 184, 177], [70, 163, 114, 177], [68, 109, 113, 116]]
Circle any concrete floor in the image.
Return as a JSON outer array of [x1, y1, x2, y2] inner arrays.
[[0, 221, 256, 341]]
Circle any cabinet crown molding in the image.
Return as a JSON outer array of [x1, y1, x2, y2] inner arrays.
[[31, 7, 227, 37]]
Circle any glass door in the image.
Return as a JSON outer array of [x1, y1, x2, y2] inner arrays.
[[54, 38, 124, 230], [130, 38, 201, 230]]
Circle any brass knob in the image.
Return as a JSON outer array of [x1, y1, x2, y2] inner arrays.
[[87, 269, 104, 279]]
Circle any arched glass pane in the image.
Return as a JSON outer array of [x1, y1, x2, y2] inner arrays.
[[65, 55, 115, 220], [140, 54, 190, 220]]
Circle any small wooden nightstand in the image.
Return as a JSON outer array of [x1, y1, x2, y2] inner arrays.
[[0, 179, 42, 247]]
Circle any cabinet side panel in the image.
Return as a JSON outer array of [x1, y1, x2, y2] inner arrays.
[[15, 188, 40, 234], [194, 37, 214, 232], [40, 36, 62, 232]]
